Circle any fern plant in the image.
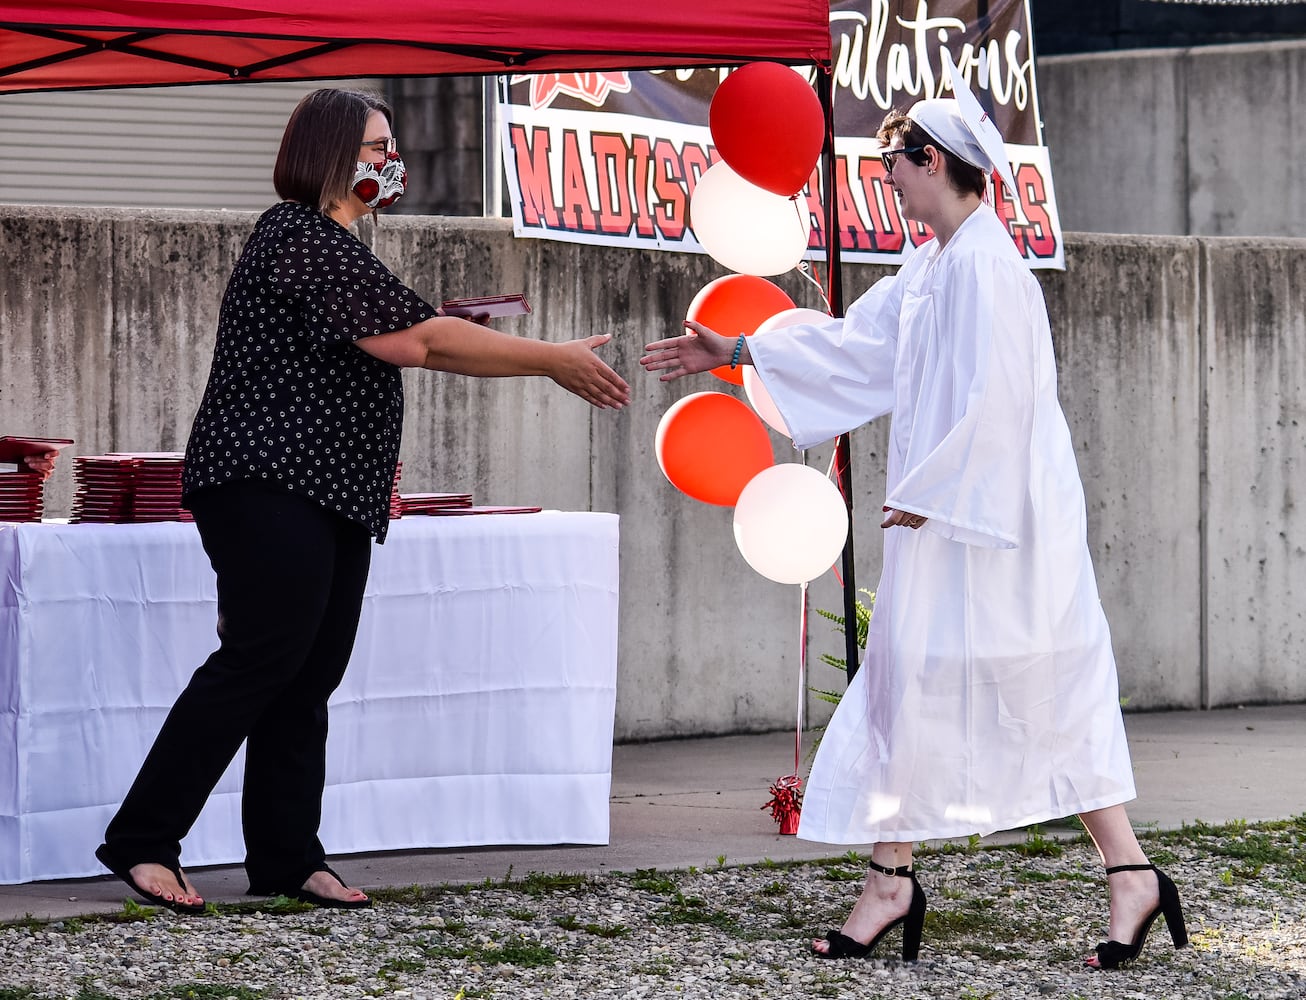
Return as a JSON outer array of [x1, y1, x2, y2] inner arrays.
[[811, 588, 875, 705]]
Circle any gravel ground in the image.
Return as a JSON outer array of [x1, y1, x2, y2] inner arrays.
[[2, 818, 1304, 1000]]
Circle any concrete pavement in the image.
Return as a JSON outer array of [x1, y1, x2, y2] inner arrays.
[[4, 703, 1304, 923]]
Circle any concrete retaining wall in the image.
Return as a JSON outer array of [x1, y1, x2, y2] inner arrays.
[[1039, 39, 1306, 237], [3, 206, 1304, 737]]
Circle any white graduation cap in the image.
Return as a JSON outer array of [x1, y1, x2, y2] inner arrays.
[[904, 49, 1018, 196]]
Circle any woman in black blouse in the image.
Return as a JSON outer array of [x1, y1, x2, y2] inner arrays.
[[95, 88, 629, 912]]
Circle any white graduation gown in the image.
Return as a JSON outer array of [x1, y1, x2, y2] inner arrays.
[[749, 207, 1136, 844]]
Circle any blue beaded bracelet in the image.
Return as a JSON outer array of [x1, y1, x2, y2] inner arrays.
[[729, 333, 746, 370]]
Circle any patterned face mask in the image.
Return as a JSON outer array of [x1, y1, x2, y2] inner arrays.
[[351, 152, 407, 209]]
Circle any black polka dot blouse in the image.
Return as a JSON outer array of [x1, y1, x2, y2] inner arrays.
[[182, 201, 437, 541]]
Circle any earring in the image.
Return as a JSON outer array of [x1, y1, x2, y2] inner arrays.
[[928, 168, 936, 175]]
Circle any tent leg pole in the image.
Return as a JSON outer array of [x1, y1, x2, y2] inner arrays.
[[818, 66, 860, 685], [482, 76, 504, 217]]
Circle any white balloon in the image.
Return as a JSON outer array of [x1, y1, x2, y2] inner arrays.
[[743, 308, 831, 436], [755, 307, 833, 336], [742, 366, 789, 436], [732, 464, 849, 585], [690, 160, 812, 276]]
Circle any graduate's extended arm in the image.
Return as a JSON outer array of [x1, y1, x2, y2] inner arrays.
[[640, 321, 744, 380]]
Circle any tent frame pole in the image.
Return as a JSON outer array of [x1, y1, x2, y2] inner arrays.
[[818, 67, 861, 685]]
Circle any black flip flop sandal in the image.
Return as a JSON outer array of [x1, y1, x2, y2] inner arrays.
[[255, 864, 371, 909], [95, 844, 206, 914]]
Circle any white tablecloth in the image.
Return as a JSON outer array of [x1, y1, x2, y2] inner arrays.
[[0, 512, 619, 884]]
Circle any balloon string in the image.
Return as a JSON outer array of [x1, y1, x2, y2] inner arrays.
[[796, 579, 808, 777], [796, 260, 832, 315], [829, 445, 851, 492], [790, 194, 832, 316]]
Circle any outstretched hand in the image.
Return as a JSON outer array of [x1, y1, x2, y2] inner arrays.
[[640, 321, 734, 382], [551, 334, 630, 409]]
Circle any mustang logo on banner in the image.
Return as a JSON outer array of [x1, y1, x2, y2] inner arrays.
[[499, 0, 1063, 269]]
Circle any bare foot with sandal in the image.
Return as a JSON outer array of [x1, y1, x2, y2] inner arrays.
[[95, 844, 205, 914], [129, 862, 204, 909], [298, 868, 369, 908]]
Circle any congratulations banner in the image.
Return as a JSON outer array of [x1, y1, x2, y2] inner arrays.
[[499, 0, 1062, 270]]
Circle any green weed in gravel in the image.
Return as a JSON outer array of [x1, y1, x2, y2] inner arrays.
[[477, 937, 560, 966], [821, 864, 862, 882], [426, 936, 560, 967], [1012, 826, 1064, 858], [220, 896, 313, 917], [628, 868, 678, 894], [651, 892, 738, 932], [518, 872, 590, 895], [550, 914, 627, 937], [378, 957, 427, 979], [370, 884, 455, 905], [932, 833, 983, 855], [582, 921, 629, 938], [151, 987, 267, 1000]]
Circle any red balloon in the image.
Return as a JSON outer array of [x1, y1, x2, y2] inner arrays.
[[655, 392, 775, 507], [686, 275, 796, 386], [709, 62, 824, 197]]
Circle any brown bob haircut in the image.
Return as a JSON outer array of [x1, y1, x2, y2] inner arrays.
[[877, 109, 985, 199], [274, 88, 393, 215]]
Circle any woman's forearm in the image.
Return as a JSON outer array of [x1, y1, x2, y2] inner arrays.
[[416, 316, 559, 377]]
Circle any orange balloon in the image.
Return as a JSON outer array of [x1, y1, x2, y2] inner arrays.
[[686, 275, 796, 386], [655, 392, 775, 507]]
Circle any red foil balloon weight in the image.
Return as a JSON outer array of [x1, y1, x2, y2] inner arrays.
[[686, 275, 795, 386], [763, 773, 803, 835], [709, 62, 824, 198], [655, 392, 774, 507]]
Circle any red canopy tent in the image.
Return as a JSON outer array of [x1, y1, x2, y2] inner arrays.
[[0, 1, 831, 93], [0, 0, 864, 681]]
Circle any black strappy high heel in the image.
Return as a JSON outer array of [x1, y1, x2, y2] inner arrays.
[[814, 858, 927, 961], [1088, 863, 1188, 969]]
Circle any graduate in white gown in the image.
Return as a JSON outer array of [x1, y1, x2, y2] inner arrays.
[[641, 87, 1187, 972]]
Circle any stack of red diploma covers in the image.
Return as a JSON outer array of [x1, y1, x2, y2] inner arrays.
[[0, 471, 45, 522], [389, 463, 547, 520], [432, 505, 543, 516], [389, 456, 541, 518], [401, 492, 542, 516], [70, 455, 137, 523], [70, 453, 190, 524], [121, 453, 190, 523], [390, 461, 406, 519], [0, 436, 75, 522], [399, 492, 474, 515]]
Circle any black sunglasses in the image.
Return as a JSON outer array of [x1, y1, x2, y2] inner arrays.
[[880, 145, 926, 173]]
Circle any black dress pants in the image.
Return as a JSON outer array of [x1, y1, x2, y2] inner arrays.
[[102, 479, 372, 891]]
